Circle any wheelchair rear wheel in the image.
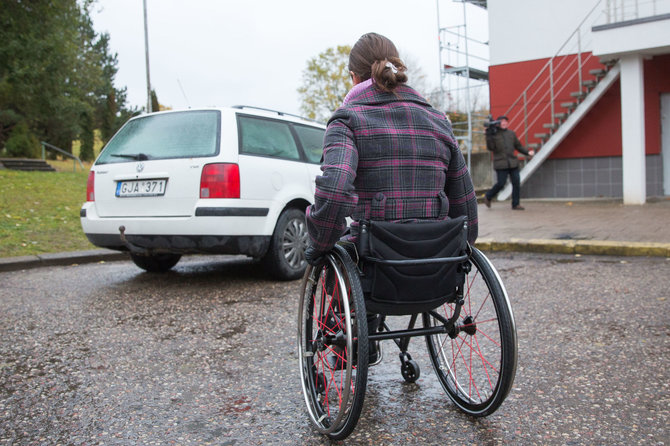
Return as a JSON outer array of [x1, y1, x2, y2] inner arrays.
[[298, 246, 369, 440], [424, 247, 517, 416]]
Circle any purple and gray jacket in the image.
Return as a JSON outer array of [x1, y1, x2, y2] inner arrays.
[[306, 83, 478, 252]]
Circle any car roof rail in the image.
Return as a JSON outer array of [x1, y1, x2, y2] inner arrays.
[[231, 105, 324, 125]]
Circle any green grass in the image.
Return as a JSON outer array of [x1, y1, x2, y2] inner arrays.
[[0, 166, 96, 258]]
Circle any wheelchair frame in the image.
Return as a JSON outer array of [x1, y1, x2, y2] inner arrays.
[[298, 243, 518, 440]]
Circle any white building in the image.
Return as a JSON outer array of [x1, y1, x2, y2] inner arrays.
[[486, 0, 670, 204]]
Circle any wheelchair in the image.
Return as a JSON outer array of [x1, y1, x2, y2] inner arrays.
[[297, 216, 518, 440]]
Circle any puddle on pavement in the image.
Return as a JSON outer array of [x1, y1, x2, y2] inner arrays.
[[552, 258, 584, 264], [553, 233, 590, 240]]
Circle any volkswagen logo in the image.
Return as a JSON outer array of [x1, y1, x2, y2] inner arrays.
[[136, 162, 145, 173]]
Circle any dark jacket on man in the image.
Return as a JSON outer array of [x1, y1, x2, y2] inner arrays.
[[487, 128, 530, 170], [306, 83, 478, 252]]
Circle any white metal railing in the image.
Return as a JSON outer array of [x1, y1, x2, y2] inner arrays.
[[41, 141, 85, 172], [500, 0, 608, 148], [599, 0, 670, 25]]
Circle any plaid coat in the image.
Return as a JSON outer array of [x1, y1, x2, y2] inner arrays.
[[306, 83, 478, 252]]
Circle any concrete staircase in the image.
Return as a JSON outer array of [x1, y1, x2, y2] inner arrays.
[[498, 60, 620, 201], [0, 158, 56, 172]]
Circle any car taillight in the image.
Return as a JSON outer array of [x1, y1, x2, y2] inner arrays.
[[86, 171, 95, 201], [200, 163, 240, 199]]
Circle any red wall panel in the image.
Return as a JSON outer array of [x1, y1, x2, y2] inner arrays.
[[643, 54, 670, 156], [489, 53, 670, 159], [551, 80, 621, 158]]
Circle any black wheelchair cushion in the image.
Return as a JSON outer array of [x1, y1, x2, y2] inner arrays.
[[357, 216, 469, 315]]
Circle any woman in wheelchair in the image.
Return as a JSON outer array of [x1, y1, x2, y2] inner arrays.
[[298, 33, 517, 440]]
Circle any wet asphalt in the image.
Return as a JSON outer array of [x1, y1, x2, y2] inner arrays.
[[0, 253, 668, 445]]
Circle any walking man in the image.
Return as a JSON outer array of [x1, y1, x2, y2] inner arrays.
[[484, 116, 534, 210]]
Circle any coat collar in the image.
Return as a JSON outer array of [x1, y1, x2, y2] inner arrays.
[[343, 83, 431, 108]]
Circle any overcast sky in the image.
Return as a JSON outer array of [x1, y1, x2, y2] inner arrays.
[[90, 0, 489, 117]]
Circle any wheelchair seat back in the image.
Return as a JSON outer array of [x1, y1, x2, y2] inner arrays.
[[357, 215, 469, 315]]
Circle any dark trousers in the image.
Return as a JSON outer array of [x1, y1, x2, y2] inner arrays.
[[486, 167, 521, 207]]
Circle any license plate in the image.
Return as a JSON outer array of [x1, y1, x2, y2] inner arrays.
[[116, 179, 167, 197]]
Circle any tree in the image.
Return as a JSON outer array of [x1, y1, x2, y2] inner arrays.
[[79, 107, 95, 162], [297, 45, 352, 122], [0, 0, 81, 153], [92, 32, 133, 144], [4, 121, 39, 158], [151, 89, 160, 114], [0, 0, 134, 157], [401, 53, 429, 99]]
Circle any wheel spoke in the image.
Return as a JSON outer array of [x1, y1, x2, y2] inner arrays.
[[468, 323, 501, 348], [473, 333, 495, 391], [453, 333, 483, 401], [461, 334, 500, 375], [458, 332, 499, 382], [425, 249, 516, 414]]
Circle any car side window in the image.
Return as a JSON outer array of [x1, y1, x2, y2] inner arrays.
[[293, 125, 325, 164], [238, 115, 300, 160]]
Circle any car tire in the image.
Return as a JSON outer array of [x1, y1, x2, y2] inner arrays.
[[130, 253, 182, 273], [262, 208, 308, 281]]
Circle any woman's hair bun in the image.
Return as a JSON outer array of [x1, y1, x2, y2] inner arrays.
[[371, 57, 408, 93]]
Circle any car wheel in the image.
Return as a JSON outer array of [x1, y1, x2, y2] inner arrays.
[[130, 253, 182, 273], [262, 208, 308, 280]]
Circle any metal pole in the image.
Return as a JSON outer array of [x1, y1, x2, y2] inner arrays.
[[436, 1, 442, 106], [436, 0, 445, 111], [523, 91, 528, 147], [549, 59, 555, 125], [608, 0, 612, 23], [463, 2, 472, 172], [143, 0, 152, 113], [577, 28, 582, 94]]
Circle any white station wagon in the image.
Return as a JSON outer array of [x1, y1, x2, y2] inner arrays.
[[80, 106, 325, 279]]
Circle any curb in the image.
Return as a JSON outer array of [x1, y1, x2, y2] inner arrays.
[[474, 238, 670, 258], [1, 239, 668, 273], [0, 249, 128, 272]]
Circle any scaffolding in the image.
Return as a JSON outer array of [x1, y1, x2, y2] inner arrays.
[[436, 0, 489, 170]]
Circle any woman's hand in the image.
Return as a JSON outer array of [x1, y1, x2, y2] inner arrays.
[[305, 245, 328, 266]]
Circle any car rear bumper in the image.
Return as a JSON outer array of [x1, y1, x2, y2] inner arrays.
[[81, 203, 272, 257], [84, 232, 271, 257]]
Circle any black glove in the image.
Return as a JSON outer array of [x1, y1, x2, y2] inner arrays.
[[304, 245, 327, 266]]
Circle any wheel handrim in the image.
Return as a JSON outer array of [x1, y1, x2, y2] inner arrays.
[[298, 261, 357, 434], [282, 217, 308, 269]]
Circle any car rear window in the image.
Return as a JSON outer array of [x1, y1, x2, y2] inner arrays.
[[96, 110, 220, 164]]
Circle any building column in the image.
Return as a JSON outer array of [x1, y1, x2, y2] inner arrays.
[[619, 54, 646, 204]]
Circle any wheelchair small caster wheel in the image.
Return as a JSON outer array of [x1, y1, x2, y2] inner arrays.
[[400, 353, 420, 383]]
